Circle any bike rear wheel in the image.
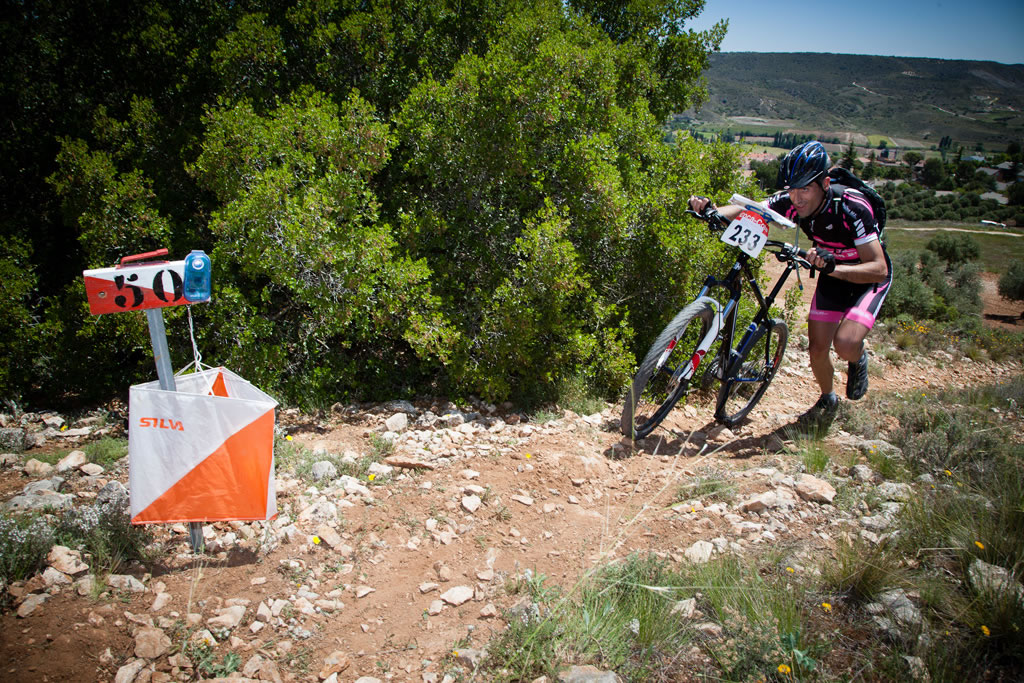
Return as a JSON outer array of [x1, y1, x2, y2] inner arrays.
[[621, 297, 718, 439], [715, 318, 788, 426]]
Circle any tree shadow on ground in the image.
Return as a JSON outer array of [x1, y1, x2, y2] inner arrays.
[[608, 415, 826, 461]]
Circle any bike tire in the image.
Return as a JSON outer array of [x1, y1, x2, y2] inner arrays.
[[715, 318, 788, 427], [620, 297, 718, 439]]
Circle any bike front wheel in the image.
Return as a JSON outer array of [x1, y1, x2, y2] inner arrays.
[[715, 318, 788, 426], [621, 297, 718, 439]]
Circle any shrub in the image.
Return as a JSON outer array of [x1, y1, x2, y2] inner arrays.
[[998, 261, 1024, 314], [881, 251, 936, 321], [0, 514, 54, 584], [926, 233, 980, 265], [54, 499, 153, 575]]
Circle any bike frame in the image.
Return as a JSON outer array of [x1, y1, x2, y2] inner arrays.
[[670, 240, 803, 388]]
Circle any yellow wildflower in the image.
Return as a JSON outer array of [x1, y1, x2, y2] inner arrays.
[[944, 469, 952, 476], [368, 473, 376, 481], [313, 536, 321, 545], [525, 453, 532, 459], [975, 541, 985, 550], [981, 625, 991, 637], [777, 664, 792, 675], [822, 602, 832, 613], [286, 435, 293, 441], [786, 567, 794, 574]]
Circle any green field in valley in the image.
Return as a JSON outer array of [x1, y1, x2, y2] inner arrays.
[[767, 221, 1023, 275]]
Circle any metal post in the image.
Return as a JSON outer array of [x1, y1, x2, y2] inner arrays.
[[144, 309, 205, 554]]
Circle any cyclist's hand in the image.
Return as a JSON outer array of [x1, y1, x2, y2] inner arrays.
[[688, 195, 713, 214], [807, 248, 836, 275]]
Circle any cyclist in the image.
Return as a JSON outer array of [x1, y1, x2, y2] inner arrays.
[[688, 140, 892, 427]]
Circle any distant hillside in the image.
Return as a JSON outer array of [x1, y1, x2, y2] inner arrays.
[[683, 53, 1024, 150]]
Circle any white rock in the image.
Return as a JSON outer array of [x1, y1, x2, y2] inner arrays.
[[42, 566, 72, 586], [107, 574, 146, 593], [428, 599, 444, 615], [440, 585, 474, 606], [684, 540, 714, 564], [795, 474, 836, 504], [670, 598, 697, 619], [207, 604, 246, 629], [150, 592, 172, 612], [113, 659, 147, 683], [47, 545, 88, 575], [16, 593, 49, 617], [461, 495, 482, 513], [134, 626, 172, 659], [56, 450, 88, 473], [385, 413, 409, 432], [23, 458, 54, 476]]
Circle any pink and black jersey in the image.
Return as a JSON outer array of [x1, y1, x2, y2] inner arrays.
[[766, 185, 886, 266]]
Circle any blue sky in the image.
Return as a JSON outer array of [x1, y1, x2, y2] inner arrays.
[[687, 0, 1024, 65]]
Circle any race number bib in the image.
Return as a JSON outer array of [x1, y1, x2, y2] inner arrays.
[[721, 211, 769, 258]]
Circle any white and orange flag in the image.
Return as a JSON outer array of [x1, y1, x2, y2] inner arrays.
[[129, 368, 278, 524]]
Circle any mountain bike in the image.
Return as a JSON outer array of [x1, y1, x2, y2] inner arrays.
[[621, 195, 816, 439]]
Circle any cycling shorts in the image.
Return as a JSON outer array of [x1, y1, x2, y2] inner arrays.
[[809, 255, 893, 330]]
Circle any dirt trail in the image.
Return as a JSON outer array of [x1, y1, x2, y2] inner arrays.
[[1, 264, 1022, 682]]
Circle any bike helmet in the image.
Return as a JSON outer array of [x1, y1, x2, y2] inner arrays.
[[777, 141, 831, 190]]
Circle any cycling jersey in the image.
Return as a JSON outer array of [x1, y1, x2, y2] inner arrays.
[[766, 184, 885, 264], [766, 184, 892, 329]]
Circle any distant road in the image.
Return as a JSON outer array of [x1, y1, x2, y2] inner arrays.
[[889, 227, 1020, 237]]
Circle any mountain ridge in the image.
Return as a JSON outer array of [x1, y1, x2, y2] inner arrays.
[[684, 52, 1024, 148]]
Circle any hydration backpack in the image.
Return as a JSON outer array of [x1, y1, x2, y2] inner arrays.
[[827, 167, 887, 238]]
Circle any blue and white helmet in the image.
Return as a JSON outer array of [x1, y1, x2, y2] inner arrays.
[[777, 141, 831, 190]]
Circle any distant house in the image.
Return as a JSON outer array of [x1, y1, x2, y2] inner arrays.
[[996, 161, 1023, 183], [964, 155, 986, 163], [980, 191, 1009, 205]]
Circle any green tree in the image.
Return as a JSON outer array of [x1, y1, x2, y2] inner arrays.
[[998, 261, 1024, 317], [903, 151, 923, 168], [840, 141, 857, 170], [395, 3, 737, 402], [921, 158, 947, 187], [1008, 182, 1024, 206], [189, 89, 447, 401], [2, 0, 731, 408]]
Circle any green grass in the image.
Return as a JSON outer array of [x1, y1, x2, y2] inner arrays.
[[884, 222, 1024, 272], [673, 472, 737, 504], [793, 438, 831, 474], [275, 435, 383, 485], [769, 220, 1024, 275], [481, 554, 820, 682], [866, 134, 894, 148], [84, 437, 128, 467]]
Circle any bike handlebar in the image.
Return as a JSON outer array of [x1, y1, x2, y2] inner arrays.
[[686, 209, 815, 272]]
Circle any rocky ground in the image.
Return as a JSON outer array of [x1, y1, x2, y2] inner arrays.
[[1, 261, 1022, 683], [1, 340, 1021, 683]]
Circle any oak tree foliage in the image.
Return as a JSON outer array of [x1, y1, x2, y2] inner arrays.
[[1, 0, 733, 408]]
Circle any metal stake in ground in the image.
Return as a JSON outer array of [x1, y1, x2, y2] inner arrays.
[[144, 307, 205, 553]]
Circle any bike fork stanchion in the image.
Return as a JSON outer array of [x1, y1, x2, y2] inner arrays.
[[144, 309, 205, 554]]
